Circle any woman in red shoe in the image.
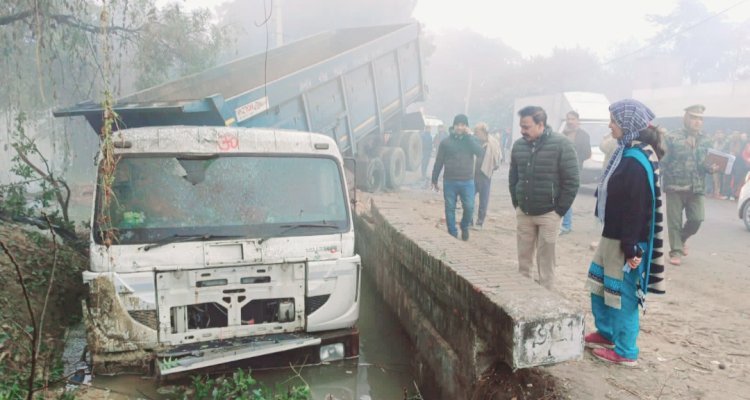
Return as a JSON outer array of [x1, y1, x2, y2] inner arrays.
[[585, 99, 667, 366]]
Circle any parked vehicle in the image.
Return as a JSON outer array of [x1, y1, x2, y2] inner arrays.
[[66, 127, 360, 375], [52, 23, 429, 376], [511, 92, 611, 182], [56, 23, 427, 193], [738, 172, 750, 231]]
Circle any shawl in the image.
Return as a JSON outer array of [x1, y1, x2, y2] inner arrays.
[[597, 99, 655, 224], [625, 142, 666, 296]]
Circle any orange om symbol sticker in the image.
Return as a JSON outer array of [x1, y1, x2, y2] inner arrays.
[[218, 134, 239, 151]]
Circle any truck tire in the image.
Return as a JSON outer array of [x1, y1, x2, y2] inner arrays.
[[356, 157, 385, 193], [382, 147, 406, 189], [399, 131, 422, 171]]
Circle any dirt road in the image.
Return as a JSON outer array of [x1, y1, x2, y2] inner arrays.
[[380, 166, 750, 400]]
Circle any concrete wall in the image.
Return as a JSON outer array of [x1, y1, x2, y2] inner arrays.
[[355, 201, 584, 399]]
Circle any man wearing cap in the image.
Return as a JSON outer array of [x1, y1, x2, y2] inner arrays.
[[661, 104, 720, 265], [432, 114, 483, 240]]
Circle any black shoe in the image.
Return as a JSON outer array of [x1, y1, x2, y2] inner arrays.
[[461, 230, 469, 241]]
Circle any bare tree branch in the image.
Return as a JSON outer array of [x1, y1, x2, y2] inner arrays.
[[0, 9, 142, 35], [11, 143, 71, 223], [36, 214, 58, 359], [0, 10, 33, 26]]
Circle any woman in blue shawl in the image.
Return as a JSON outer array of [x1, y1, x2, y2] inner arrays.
[[585, 99, 666, 366]]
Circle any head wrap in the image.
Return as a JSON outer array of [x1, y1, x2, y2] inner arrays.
[[596, 99, 655, 223]]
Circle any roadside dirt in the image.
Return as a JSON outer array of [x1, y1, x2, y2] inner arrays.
[[0, 221, 87, 392], [380, 167, 750, 400]]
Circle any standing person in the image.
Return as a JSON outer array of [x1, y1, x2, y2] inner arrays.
[[661, 105, 719, 266], [435, 125, 449, 147], [432, 114, 483, 240], [585, 98, 666, 366], [509, 106, 579, 289], [500, 128, 512, 164], [472, 122, 501, 229], [561, 111, 592, 234], [708, 130, 726, 198], [721, 132, 744, 199], [420, 128, 434, 180], [729, 132, 750, 200]]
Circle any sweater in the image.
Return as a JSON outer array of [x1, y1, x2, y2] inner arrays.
[[598, 157, 652, 259], [432, 133, 483, 183]]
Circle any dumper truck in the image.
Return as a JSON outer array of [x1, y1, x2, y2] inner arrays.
[[56, 23, 427, 193], [53, 23, 426, 375]]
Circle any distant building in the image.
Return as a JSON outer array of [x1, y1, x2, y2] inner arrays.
[[633, 80, 750, 132]]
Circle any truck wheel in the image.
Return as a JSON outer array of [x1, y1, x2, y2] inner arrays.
[[382, 147, 406, 189], [399, 131, 422, 171], [356, 157, 385, 193]]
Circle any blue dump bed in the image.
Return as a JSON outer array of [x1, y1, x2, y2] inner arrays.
[[55, 23, 425, 156]]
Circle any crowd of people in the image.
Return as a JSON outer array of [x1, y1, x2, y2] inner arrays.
[[704, 129, 750, 201], [422, 99, 750, 368]]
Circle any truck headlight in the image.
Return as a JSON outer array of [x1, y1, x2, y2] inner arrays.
[[319, 343, 344, 362]]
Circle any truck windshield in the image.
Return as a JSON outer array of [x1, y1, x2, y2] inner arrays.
[[94, 155, 349, 245]]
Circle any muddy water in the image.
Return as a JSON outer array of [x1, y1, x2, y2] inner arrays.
[[81, 272, 420, 399]]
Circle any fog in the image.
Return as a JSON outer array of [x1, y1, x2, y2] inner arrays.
[[4, 0, 750, 200]]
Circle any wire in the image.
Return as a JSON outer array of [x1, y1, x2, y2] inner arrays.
[[253, 0, 273, 104], [601, 0, 750, 67]]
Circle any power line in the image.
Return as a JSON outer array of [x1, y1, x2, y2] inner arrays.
[[601, 0, 750, 66]]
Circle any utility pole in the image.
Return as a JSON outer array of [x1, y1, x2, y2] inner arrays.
[[273, 0, 283, 47], [464, 68, 473, 116]]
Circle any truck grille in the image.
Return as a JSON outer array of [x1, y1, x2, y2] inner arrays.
[[305, 295, 330, 315], [129, 310, 158, 330]]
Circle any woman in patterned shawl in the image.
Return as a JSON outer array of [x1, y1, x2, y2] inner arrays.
[[585, 99, 666, 366]]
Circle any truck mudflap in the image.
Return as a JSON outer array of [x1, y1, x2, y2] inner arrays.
[[156, 333, 321, 375]]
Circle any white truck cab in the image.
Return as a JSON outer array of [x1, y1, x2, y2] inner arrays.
[[85, 126, 361, 375]]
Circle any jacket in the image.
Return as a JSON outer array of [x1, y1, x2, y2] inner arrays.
[[661, 128, 712, 193], [564, 128, 592, 167], [475, 135, 501, 179], [509, 127, 580, 216], [432, 132, 483, 183]]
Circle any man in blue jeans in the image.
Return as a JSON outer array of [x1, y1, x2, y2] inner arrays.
[[561, 110, 591, 234], [473, 122, 501, 229], [431, 114, 483, 240]]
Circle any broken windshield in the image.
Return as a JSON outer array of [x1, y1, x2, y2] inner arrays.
[[94, 155, 349, 245]]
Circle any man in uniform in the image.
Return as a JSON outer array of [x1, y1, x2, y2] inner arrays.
[[661, 104, 719, 265]]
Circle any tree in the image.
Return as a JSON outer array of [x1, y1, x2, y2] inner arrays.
[[215, 0, 418, 58], [133, 3, 230, 90], [647, 0, 737, 83], [1, 0, 231, 225]]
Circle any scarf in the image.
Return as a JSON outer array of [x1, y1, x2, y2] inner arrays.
[[597, 99, 655, 224], [625, 142, 666, 296]]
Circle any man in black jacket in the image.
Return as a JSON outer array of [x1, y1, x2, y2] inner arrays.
[[509, 106, 580, 289], [432, 114, 483, 240]]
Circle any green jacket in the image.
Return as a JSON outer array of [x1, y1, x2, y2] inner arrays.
[[661, 128, 712, 194], [509, 127, 580, 216]]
